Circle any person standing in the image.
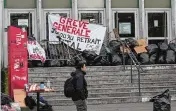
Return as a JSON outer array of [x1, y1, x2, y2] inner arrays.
[[71, 61, 88, 111]]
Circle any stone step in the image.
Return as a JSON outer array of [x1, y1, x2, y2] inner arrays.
[[28, 71, 133, 77], [29, 66, 125, 73], [46, 95, 176, 106], [47, 96, 142, 106], [28, 73, 176, 81], [36, 90, 176, 100], [39, 86, 176, 95], [28, 64, 176, 73], [42, 81, 176, 89], [29, 77, 176, 86], [28, 69, 176, 77]]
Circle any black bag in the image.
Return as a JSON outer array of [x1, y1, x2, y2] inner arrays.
[[64, 77, 75, 98], [24, 96, 37, 110], [1, 93, 13, 105], [150, 89, 171, 111], [146, 44, 158, 55], [40, 104, 53, 111], [166, 50, 175, 64], [150, 53, 157, 64], [159, 42, 168, 52], [158, 55, 165, 64], [139, 53, 149, 64], [111, 54, 122, 65], [109, 40, 121, 51], [169, 43, 176, 52]]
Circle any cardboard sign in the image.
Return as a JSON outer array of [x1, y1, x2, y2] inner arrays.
[[13, 89, 26, 107], [134, 46, 147, 54], [27, 40, 46, 62], [137, 39, 147, 47], [48, 14, 106, 55]]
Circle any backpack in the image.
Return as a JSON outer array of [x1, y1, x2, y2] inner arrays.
[[64, 77, 75, 98], [24, 96, 36, 110]]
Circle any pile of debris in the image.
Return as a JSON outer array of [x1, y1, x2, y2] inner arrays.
[[28, 37, 176, 67]]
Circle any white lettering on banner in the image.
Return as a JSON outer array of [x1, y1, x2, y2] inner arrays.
[[14, 59, 20, 72], [27, 41, 46, 62], [13, 75, 27, 81], [16, 32, 24, 45], [48, 14, 107, 55]]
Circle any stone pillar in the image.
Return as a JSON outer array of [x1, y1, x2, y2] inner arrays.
[[139, 0, 145, 39], [0, 0, 4, 68], [171, 0, 176, 40], [106, 0, 112, 32], [72, 0, 78, 20], [36, 0, 42, 41]]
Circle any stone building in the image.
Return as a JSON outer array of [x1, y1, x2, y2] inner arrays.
[[0, 0, 175, 67]]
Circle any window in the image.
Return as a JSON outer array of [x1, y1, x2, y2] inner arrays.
[[148, 39, 167, 45], [79, 11, 104, 25], [114, 12, 135, 38], [10, 13, 33, 36], [148, 13, 168, 37], [146, 11, 170, 45]]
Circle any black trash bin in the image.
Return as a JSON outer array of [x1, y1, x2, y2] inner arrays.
[[149, 89, 171, 111]]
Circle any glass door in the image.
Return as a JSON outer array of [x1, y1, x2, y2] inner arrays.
[[145, 10, 170, 44], [112, 10, 138, 39], [3, 10, 36, 67], [8, 10, 35, 37]]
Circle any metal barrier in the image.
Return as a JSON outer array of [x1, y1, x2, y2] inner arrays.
[[28, 40, 83, 67]]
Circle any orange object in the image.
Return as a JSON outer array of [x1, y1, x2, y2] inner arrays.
[[134, 46, 147, 54], [13, 89, 27, 107], [137, 39, 147, 47]]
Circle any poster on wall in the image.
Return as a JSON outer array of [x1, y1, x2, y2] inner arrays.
[[48, 14, 106, 55], [119, 22, 131, 34], [8, 26, 28, 99], [18, 19, 28, 27]]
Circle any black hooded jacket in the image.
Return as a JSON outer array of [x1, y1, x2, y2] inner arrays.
[[71, 69, 88, 101]]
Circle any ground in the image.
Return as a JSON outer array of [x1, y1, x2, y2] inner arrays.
[[55, 101, 176, 111]]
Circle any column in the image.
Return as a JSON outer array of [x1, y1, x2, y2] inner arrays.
[[0, 0, 3, 68], [106, 0, 112, 32], [171, 0, 176, 40], [36, 0, 42, 41], [139, 0, 145, 39], [72, 0, 78, 20]]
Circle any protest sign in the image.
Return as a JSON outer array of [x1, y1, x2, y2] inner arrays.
[[48, 14, 106, 55], [27, 40, 46, 62]]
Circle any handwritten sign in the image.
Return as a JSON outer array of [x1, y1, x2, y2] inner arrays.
[[48, 14, 106, 55], [27, 40, 46, 62]]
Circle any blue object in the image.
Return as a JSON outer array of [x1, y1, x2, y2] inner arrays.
[[40, 82, 44, 89]]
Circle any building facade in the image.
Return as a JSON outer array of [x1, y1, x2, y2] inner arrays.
[[0, 0, 176, 67]]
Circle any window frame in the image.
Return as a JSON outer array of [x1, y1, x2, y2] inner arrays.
[[112, 8, 139, 40], [78, 8, 105, 26], [145, 8, 171, 45], [42, 9, 71, 40]]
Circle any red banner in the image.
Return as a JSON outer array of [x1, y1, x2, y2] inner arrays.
[[8, 26, 28, 99]]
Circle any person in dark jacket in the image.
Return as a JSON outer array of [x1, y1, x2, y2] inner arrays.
[[71, 61, 88, 111]]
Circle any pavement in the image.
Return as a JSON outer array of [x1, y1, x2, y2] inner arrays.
[[54, 101, 176, 111]]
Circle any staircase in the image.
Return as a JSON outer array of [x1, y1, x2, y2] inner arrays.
[[28, 64, 176, 109]]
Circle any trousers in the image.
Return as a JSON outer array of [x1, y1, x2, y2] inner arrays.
[[74, 100, 87, 111]]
